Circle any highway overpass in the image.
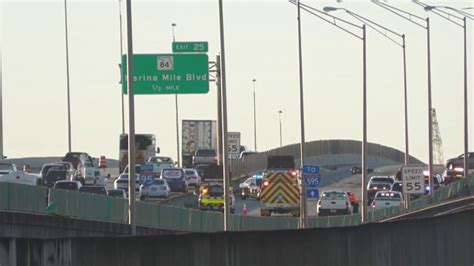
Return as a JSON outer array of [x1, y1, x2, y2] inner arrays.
[[229, 139, 423, 178]]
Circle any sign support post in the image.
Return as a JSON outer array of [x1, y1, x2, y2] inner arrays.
[[125, 0, 136, 236]]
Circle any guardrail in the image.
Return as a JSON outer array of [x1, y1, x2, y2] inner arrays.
[[48, 188, 128, 224], [1, 174, 472, 232], [0, 182, 48, 214], [367, 175, 472, 222]]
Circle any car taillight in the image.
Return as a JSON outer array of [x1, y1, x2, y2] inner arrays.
[[371, 202, 376, 208], [290, 171, 297, 177], [191, 176, 197, 179], [263, 180, 269, 187]]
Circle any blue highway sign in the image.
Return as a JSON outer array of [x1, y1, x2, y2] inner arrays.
[[306, 189, 319, 199]]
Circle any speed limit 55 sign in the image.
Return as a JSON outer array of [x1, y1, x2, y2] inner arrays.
[[402, 166, 425, 194], [227, 132, 241, 159]]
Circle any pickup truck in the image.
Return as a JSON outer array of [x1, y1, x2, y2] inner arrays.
[[0, 171, 40, 186], [0, 163, 18, 176]]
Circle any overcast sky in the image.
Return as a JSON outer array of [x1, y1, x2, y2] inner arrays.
[[2, 0, 473, 164]]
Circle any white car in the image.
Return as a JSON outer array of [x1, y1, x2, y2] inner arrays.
[[139, 179, 170, 200], [371, 191, 404, 210], [148, 156, 175, 168], [114, 173, 140, 194], [184, 168, 200, 187], [317, 190, 352, 216], [0, 171, 40, 186]]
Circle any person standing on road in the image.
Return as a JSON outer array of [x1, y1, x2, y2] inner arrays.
[[348, 192, 359, 213]]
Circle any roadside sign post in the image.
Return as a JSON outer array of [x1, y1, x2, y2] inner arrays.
[[303, 165, 321, 202], [402, 166, 425, 209]]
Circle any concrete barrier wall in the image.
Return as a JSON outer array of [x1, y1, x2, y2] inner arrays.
[[2, 209, 472, 266], [230, 139, 423, 177]]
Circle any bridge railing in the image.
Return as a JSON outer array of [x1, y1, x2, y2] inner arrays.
[[48, 188, 128, 224], [367, 175, 472, 222], [1, 174, 472, 232], [0, 182, 48, 214]]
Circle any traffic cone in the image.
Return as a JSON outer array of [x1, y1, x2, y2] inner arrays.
[[242, 203, 247, 217]]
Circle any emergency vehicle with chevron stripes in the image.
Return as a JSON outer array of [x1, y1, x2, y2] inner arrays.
[[259, 155, 300, 217]]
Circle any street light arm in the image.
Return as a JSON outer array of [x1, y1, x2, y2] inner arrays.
[[373, 0, 427, 29], [414, 1, 465, 27], [445, 7, 474, 19], [290, 2, 363, 40], [344, 9, 404, 48], [299, 5, 362, 40], [299, 2, 362, 30]]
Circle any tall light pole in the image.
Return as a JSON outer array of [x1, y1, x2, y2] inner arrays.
[[252, 78, 257, 151], [373, 0, 434, 194], [278, 110, 283, 147], [218, 0, 231, 231], [420, 2, 473, 182], [125, 0, 137, 236], [295, 0, 308, 228], [63, 0, 72, 152], [292, 2, 367, 222], [325, 7, 410, 166], [118, 0, 125, 134], [172, 23, 180, 166]]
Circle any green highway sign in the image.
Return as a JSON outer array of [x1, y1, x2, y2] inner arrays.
[[172, 42, 208, 53], [121, 54, 209, 94]]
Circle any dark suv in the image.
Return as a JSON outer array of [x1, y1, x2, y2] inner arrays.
[[79, 186, 108, 195], [446, 152, 474, 170]]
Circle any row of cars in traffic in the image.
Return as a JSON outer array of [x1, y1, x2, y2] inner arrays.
[[113, 165, 201, 200]]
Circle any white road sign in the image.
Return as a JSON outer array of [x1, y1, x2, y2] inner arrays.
[[227, 132, 241, 159], [402, 166, 425, 194]]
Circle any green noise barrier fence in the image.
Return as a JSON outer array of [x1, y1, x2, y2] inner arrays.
[[48, 188, 128, 224], [1, 174, 473, 232], [0, 182, 48, 214]]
